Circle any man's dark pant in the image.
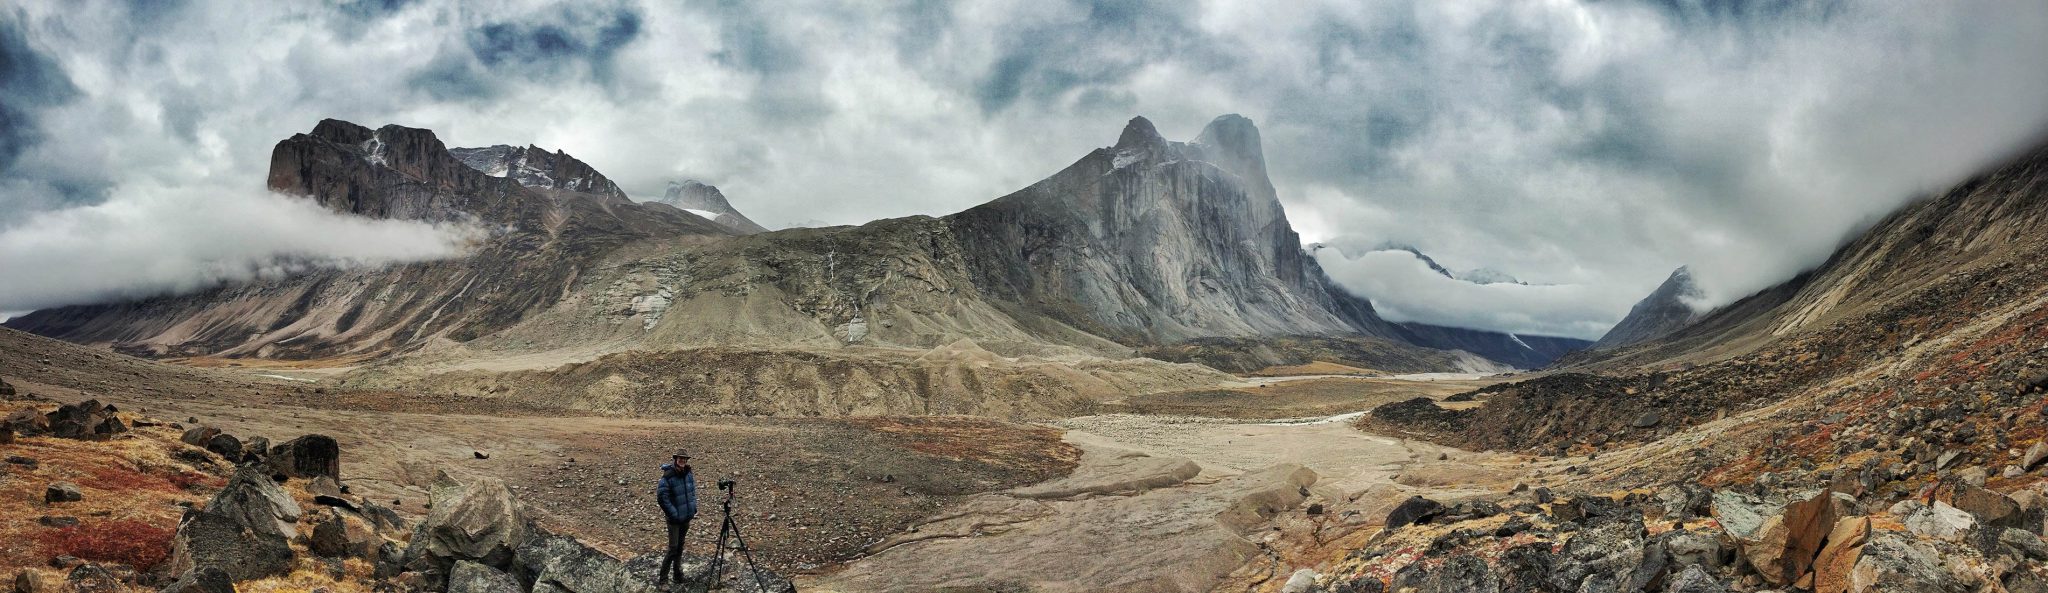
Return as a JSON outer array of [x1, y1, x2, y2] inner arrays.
[[660, 518, 691, 581]]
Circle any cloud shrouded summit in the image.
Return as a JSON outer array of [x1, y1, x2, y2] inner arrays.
[[2, 0, 2046, 336]]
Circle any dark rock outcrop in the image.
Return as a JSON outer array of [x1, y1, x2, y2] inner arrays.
[[266, 434, 340, 481]]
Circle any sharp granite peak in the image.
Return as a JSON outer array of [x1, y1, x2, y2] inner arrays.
[[1589, 265, 1705, 350]]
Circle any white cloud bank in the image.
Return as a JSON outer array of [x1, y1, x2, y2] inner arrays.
[[0, 183, 481, 311]]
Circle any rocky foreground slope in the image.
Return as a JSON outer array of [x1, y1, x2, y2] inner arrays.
[[1, 384, 795, 593]]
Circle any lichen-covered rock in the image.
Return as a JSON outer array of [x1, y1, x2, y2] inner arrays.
[[1547, 511, 1646, 591], [448, 561, 524, 593], [168, 466, 301, 581], [1846, 531, 1969, 593], [158, 566, 233, 593], [1900, 501, 1977, 542], [1663, 564, 1727, 593], [406, 473, 529, 574]]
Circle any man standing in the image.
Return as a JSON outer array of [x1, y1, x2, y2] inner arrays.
[[655, 449, 697, 587]]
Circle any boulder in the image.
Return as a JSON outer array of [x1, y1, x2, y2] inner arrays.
[[4, 408, 49, 435], [406, 473, 529, 574], [1662, 529, 1726, 569], [203, 434, 242, 460], [1901, 501, 1976, 542], [1385, 496, 1444, 530], [2001, 528, 2048, 561], [238, 436, 270, 463], [1, 424, 14, 445], [1663, 564, 1727, 593], [1728, 490, 1841, 586], [267, 435, 341, 481], [1811, 516, 1871, 593], [1279, 568, 1318, 593], [514, 534, 639, 593], [1845, 531, 1966, 592], [310, 512, 354, 558], [158, 566, 233, 593], [448, 561, 524, 593], [1939, 483, 2023, 529], [90, 416, 125, 438], [1547, 510, 1646, 591], [179, 427, 221, 448], [167, 466, 302, 581], [43, 482, 82, 504], [14, 569, 50, 593], [1710, 491, 1777, 542], [2026, 442, 2048, 472], [64, 565, 119, 593]]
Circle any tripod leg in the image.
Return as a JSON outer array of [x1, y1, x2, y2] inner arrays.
[[725, 519, 772, 593], [707, 518, 733, 590]]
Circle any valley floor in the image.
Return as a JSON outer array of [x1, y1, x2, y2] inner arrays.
[[1, 327, 1532, 592]]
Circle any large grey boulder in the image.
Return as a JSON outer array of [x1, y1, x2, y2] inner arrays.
[[1843, 531, 1968, 593], [405, 473, 529, 577], [448, 561, 524, 593], [1900, 501, 1977, 542], [168, 466, 301, 581]]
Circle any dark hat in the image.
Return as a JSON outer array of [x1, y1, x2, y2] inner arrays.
[[672, 449, 691, 459]]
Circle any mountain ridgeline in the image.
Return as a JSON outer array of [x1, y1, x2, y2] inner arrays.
[[9, 114, 1587, 416]]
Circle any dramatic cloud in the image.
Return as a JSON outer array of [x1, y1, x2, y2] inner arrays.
[[3, 0, 2047, 335], [0, 183, 483, 312]]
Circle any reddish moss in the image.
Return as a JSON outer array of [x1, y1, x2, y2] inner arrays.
[[38, 520, 174, 571]]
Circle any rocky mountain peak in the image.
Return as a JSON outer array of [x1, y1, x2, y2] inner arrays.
[[449, 143, 627, 202], [653, 179, 769, 234], [1114, 116, 1166, 150], [269, 119, 490, 222], [309, 118, 374, 145], [1591, 265, 1706, 350]]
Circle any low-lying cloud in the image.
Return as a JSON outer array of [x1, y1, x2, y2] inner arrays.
[[1316, 247, 1637, 340], [0, 184, 482, 312]]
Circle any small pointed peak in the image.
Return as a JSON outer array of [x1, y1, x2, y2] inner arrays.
[[1115, 116, 1164, 149]]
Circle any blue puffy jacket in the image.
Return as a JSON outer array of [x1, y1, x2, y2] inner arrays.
[[656, 464, 697, 522]]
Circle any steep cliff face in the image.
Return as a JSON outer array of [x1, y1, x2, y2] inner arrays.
[[1588, 266, 1704, 351], [653, 180, 771, 234], [948, 115, 1398, 344]]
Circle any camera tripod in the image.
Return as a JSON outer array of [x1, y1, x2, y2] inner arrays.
[[705, 481, 775, 592]]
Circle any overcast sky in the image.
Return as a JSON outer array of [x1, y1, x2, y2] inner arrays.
[[4, 1, 2048, 338]]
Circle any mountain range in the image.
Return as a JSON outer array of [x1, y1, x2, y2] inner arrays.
[[5, 114, 1591, 416]]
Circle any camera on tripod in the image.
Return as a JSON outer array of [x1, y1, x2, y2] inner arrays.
[[717, 478, 736, 491]]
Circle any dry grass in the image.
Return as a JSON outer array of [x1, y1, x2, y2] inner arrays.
[[0, 402, 217, 583]]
